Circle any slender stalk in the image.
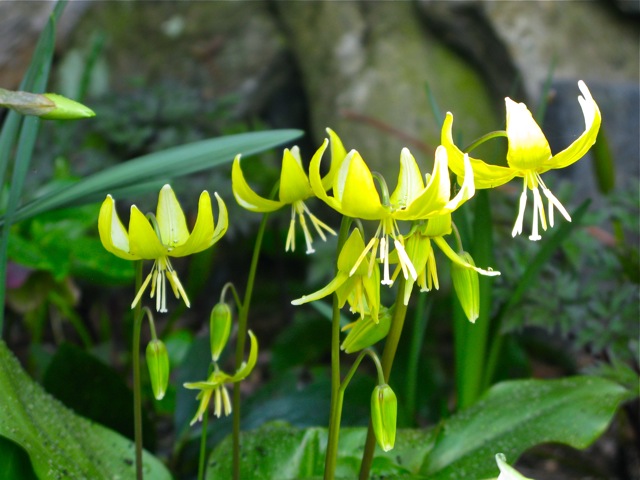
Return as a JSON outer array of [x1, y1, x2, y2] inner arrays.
[[405, 294, 431, 422], [323, 217, 352, 480], [132, 261, 144, 480], [232, 212, 269, 479], [197, 363, 214, 480], [358, 278, 408, 480]]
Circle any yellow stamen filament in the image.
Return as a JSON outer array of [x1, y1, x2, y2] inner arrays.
[[286, 201, 337, 254], [130, 257, 190, 313]]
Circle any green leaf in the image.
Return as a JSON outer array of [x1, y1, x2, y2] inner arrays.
[[0, 436, 38, 480], [0, 340, 172, 479], [205, 376, 629, 479], [5, 129, 303, 224], [420, 376, 629, 479]]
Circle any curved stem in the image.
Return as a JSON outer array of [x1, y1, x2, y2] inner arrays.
[[232, 212, 270, 480], [324, 217, 352, 480], [462, 130, 507, 154], [358, 278, 408, 480], [132, 261, 144, 480]]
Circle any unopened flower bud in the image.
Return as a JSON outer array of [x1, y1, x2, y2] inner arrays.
[[0, 88, 94, 120], [341, 306, 391, 354], [451, 251, 480, 323], [371, 384, 397, 452], [146, 339, 170, 400], [39, 93, 95, 120], [210, 302, 232, 361]]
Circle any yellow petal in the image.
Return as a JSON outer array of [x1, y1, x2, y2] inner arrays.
[[98, 195, 139, 260], [309, 139, 341, 210], [229, 330, 259, 382], [390, 148, 425, 209], [291, 272, 349, 305], [232, 154, 284, 212], [545, 80, 602, 171], [396, 145, 450, 220], [156, 184, 189, 248], [442, 150, 475, 212], [321, 128, 348, 191], [128, 205, 166, 259], [279, 147, 313, 204], [336, 150, 384, 219], [505, 98, 552, 170], [169, 190, 221, 257], [441, 112, 515, 189]]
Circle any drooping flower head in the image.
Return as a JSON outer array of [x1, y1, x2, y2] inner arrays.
[[310, 131, 475, 285], [184, 330, 258, 423], [292, 228, 380, 323], [392, 213, 499, 318], [99, 184, 228, 312], [232, 141, 342, 253], [442, 80, 601, 240]]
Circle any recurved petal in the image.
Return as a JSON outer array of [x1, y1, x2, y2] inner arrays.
[[337, 150, 385, 219], [232, 154, 284, 212], [169, 190, 218, 257], [390, 148, 425, 209], [396, 145, 450, 220], [321, 128, 348, 191], [128, 205, 167, 259], [433, 236, 500, 277], [505, 98, 552, 170], [229, 330, 259, 382], [337, 229, 367, 273], [309, 139, 344, 211], [441, 150, 475, 213], [157, 184, 189, 248], [291, 272, 349, 305], [441, 112, 515, 189], [98, 195, 139, 260], [546, 80, 601, 171], [279, 147, 313, 204]]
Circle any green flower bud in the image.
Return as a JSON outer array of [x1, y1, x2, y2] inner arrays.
[[0, 88, 94, 120], [451, 251, 480, 323], [341, 306, 391, 354], [39, 93, 95, 120], [371, 384, 397, 452], [210, 302, 232, 361], [146, 339, 170, 400]]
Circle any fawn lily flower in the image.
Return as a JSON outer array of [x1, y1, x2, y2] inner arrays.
[[292, 228, 380, 323], [442, 80, 601, 241], [232, 142, 340, 254], [99, 184, 228, 312], [184, 330, 258, 424], [310, 135, 475, 285], [393, 214, 499, 314]]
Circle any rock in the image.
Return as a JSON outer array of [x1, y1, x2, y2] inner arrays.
[[274, 1, 499, 177]]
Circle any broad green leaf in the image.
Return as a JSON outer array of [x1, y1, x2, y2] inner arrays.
[[5, 129, 303, 225], [205, 376, 628, 479], [420, 376, 629, 479], [0, 340, 172, 479], [206, 422, 432, 479]]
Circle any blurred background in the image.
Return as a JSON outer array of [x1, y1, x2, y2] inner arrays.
[[1, 1, 638, 478]]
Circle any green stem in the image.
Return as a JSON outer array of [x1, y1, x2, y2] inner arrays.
[[358, 278, 408, 480], [132, 261, 144, 480], [405, 294, 431, 422], [323, 217, 352, 480], [197, 363, 214, 480], [462, 130, 507, 154], [232, 212, 269, 480]]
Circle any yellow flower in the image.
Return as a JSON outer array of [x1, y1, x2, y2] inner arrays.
[[394, 214, 499, 317], [310, 133, 474, 285], [232, 140, 341, 253], [442, 80, 601, 240], [292, 228, 380, 323], [184, 330, 258, 424], [99, 184, 228, 312]]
